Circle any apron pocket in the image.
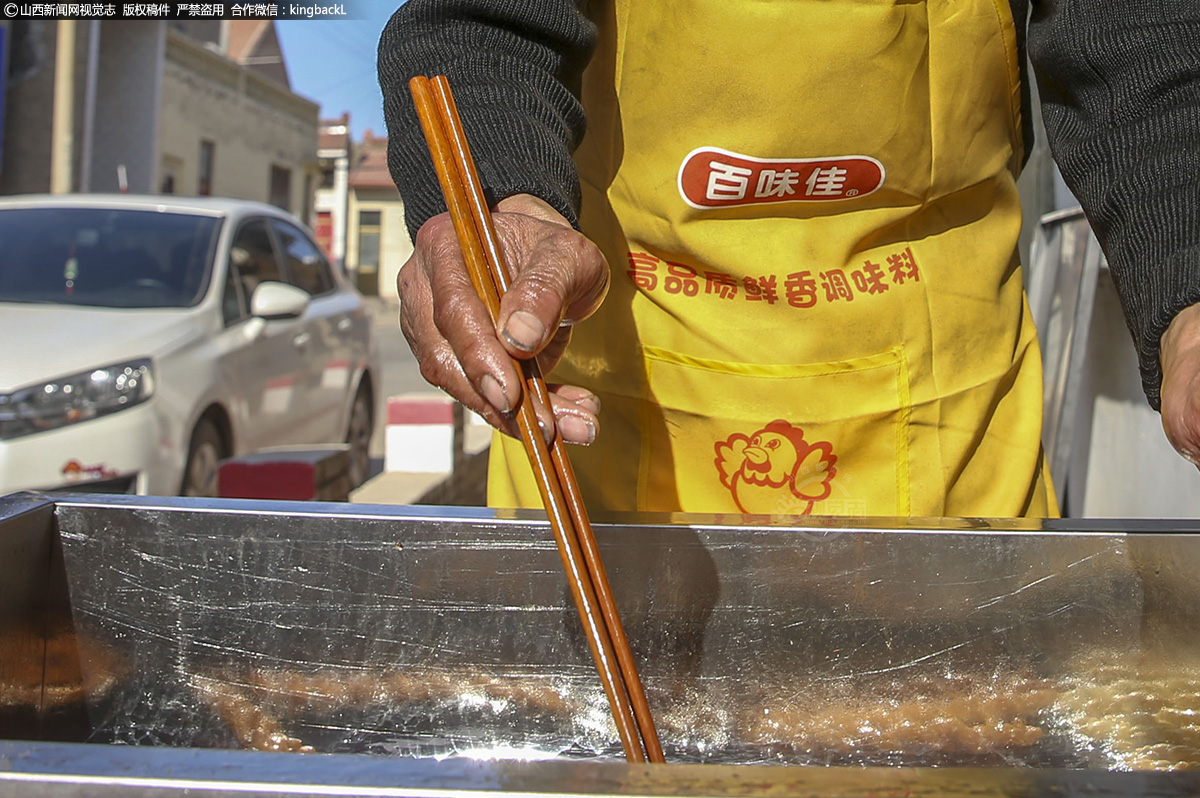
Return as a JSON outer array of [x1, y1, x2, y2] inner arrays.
[[641, 345, 912, 516]]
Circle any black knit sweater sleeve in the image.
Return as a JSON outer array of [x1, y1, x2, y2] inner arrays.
[[1028, 0, 1200, 409], [377, 0, 596, 240]]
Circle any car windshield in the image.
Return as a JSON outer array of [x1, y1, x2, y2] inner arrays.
[[0, 207, 222, 308]]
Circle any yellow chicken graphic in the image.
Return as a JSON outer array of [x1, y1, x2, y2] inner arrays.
[[715, 420, 837, 515]]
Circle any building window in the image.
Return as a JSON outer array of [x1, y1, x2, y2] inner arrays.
[[356, 209, 381, 295], [160, 155, 183, 195], [357, 210, 381, 269], [269, 165, 292, 211], [319, 166, 335, 189], [302, 173, 313, 226], [198, 140, 215, 196], [314, 211, 333, 261]]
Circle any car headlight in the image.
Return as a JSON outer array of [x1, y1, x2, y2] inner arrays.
[[0, 359, 154, 440]]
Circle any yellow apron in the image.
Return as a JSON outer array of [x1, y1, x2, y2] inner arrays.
[[490, 0, 1056, 518]]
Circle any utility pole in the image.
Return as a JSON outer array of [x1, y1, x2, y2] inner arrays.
[[50, 20, 77, 194]]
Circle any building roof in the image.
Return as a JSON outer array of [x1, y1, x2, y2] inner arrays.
[[348, 132, 396, 190], [226, 20, 266, 60], [226, 20, 291, 89]]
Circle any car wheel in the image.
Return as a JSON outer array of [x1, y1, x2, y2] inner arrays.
[[345, 383, 374, 489], [181, 418, 226, 497]]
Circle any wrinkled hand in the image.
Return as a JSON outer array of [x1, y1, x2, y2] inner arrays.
[[1159, 303, 1200, 467], [397, 194, 609, 444]]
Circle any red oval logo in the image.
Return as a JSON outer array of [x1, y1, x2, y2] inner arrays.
[[678, 147, 885, 209]]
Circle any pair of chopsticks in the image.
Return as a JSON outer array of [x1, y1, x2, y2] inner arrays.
[[408, 75, 664, 764]]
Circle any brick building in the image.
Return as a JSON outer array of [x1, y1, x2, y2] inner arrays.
[[346, 130, 412, 301], [1, 20, 318, 217]]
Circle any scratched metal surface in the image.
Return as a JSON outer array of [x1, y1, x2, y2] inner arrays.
[[4, 493, 1200, 770]]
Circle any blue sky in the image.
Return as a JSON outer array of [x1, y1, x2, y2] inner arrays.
[[276, 5, 403, 140]]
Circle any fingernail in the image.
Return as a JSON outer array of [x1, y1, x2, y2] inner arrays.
[[576, 392, 601, 416], [502, 311, 545, 352], [480, 374, 510, 413], [559, 414, 595, 445], [537, 415, 555, 446]]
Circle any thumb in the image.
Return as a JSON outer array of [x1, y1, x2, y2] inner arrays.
[[1160, 303, 1200, 467]]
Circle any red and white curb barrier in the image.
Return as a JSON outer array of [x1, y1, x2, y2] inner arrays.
[[385, 393, 458, 474], [218, 445, 350, 501]]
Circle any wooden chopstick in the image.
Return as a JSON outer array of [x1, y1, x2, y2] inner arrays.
[[427, 76, 665, 764], [409, 74, 663, 764]]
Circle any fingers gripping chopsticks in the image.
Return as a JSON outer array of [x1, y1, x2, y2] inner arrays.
[[408, 74, 664, 764]]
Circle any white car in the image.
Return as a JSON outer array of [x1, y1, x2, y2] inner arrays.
[[0, 195, 378, 497]]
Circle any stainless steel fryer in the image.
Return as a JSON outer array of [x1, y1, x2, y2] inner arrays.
[[3, 490, 1200, 797]]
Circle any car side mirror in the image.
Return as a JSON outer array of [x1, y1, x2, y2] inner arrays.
[[250, 281, 310, 320]]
